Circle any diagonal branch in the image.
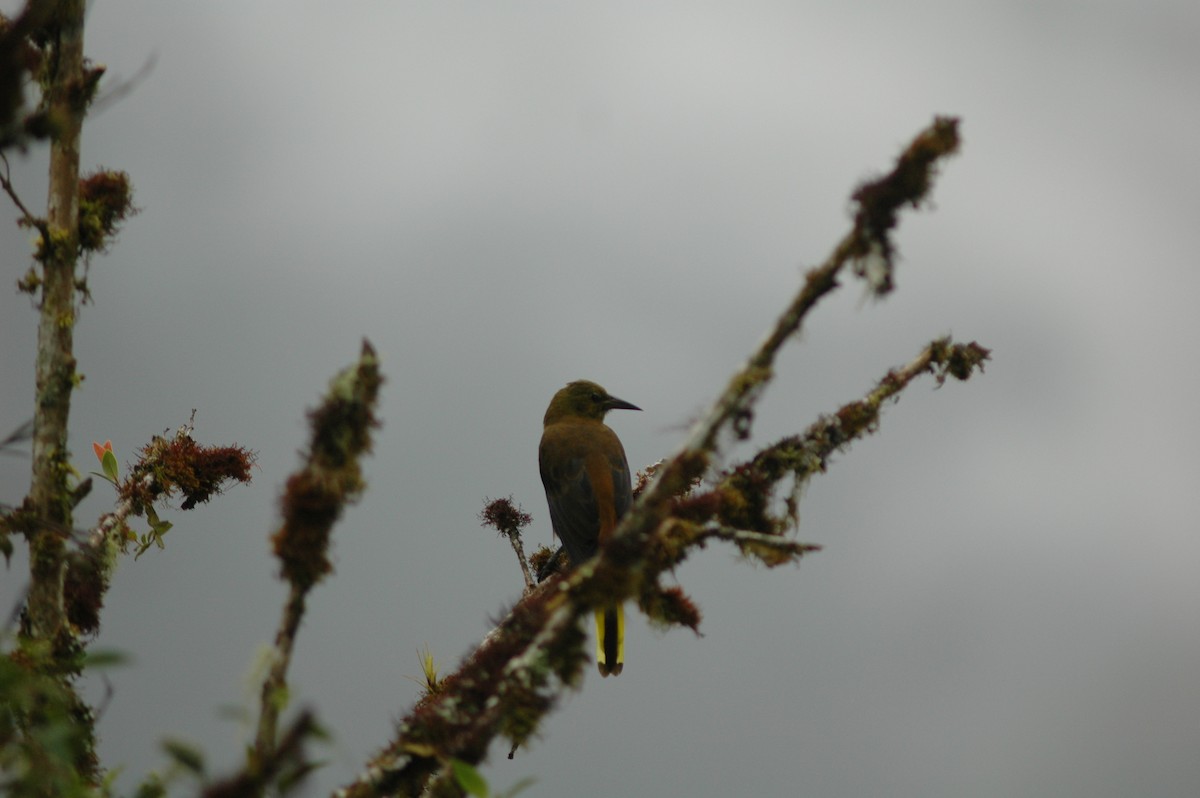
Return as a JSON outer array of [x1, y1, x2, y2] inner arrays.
[[666, 116, 961, 461], [663, 337, 991, 567], [335, 116, 974, 798], [254, 341, 382, 767]]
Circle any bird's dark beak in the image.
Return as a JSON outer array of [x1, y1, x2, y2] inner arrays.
[[604, 394, 641, 412]]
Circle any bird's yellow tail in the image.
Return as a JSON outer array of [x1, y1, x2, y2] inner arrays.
[[595, 605, 624, 676]]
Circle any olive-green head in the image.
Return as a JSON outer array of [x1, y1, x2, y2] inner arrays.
[[543, 380, 641, 425]]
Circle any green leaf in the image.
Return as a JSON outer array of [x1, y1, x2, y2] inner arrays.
[[451, 759, 489, 798], [34, 718, 81, 761], [161, 739, 206, 777], [277, 758, 327, 793], [101, 448, 120, 483], [84, 649, 130, 670], [264, 683, 290, 713], [135, 506, 174, 560], [496, 776, 538, 798], [133, 774, 167, 798], [151, 518, 173, 540]]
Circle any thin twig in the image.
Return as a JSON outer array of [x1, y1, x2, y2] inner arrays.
[[0, 153, 47, 236], [255, 585, 307, 763], [87, 474, 151, 550], [481, 497, 537, 593], [698, 523, 821, 556], [506, 531, 536, 594]]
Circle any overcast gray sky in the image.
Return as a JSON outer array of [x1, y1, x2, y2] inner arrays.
[[3, 1, 1199, 796]]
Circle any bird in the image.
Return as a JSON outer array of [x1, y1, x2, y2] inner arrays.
[[539, 380, 640, 676]]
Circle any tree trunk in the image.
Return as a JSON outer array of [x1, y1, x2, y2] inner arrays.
[[26, 0, 86, 643]]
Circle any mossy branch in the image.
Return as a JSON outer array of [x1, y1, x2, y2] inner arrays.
[[60, 420, 257, 637], [335, 116, 980, 798], [1, 6, 249, 792], [1, 4, 101, 794], [254, 340, 382, 768], [24, 0, 85, 651], [665, 336, 991, 555]]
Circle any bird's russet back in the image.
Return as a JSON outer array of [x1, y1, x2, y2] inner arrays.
[[539, 421, 631, 563]]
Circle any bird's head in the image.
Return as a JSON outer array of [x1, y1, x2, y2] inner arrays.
[[544, 380, 641, 424]]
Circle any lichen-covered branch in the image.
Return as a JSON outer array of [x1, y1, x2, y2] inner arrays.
[[57, 421, 257, 638], [664, 337, 992, 556], [672, 116, 961, 460], [254, 341, 382, 767], [747, 338, 991, 497], [0, 6, 233, 793], [336, 117, 975, 798], [1, 4, 102, 793], [25, 0, 86, 649]]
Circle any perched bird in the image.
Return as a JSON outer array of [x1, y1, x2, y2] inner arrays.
[[539, 380, 641, 676]]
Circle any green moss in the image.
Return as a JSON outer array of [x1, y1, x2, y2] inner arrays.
[[77, 168, 135, 253]]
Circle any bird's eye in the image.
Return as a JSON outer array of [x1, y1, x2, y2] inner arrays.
[[591, 391, 602, 402]]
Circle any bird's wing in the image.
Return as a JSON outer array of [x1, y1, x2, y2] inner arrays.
[[540, 434, 601, 564], [539, 420, 634, 676], [540, 422, 634, 565], [609, 445, 634, 523]]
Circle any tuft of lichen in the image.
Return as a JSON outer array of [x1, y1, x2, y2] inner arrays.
[[639, 584, 702, 632], [479, 497, 532, 537], [119, 435, 255, 514], [849, 116, 961, 295], [77, 168, 135, 254]]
